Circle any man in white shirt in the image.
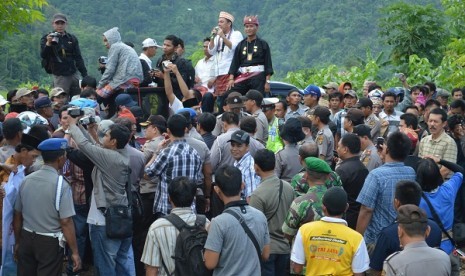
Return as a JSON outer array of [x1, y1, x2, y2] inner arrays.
[[195, 38, 216, 112], [208, 11, 243, 112]]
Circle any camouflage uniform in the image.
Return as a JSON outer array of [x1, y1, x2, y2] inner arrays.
[[290, 169, 342, 198], [282, 184, 327, 238]]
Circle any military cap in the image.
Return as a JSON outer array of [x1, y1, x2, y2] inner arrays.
[[38, 138, 68, 151], [397, 204, 428, 224], [304, 157, 332, 173]]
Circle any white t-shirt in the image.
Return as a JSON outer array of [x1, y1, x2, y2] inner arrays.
[[170, 97, 184, 114], [86, 193, 105, 225]]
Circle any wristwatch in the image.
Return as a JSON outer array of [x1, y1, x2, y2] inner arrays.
[[266, 80, 270, 84]]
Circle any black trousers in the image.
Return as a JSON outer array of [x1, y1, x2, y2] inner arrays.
[[232, 72, 266, 95], [132, 192, 157, 276], [18, 229, 64, 276]]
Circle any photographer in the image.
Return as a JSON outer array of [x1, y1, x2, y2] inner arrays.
[[153, 35, 195, 100], [40, 13, 87, 98], [65, 109, 135, 275]]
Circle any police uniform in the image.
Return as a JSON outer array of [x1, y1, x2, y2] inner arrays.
[[15, 138, 76, 276], [252, 109, 268, 144], [266, 116, 284, 153], [316, 125, 334, 166], [365, 113, 381, 142], [212, 110, 250, 136], [282, 157, 331, 238], [360, 144, 383, 172]]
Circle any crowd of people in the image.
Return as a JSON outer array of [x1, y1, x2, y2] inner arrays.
[[0, 9, 464, 276]]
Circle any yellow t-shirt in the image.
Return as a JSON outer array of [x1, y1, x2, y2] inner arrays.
[[300, 220, 364, 276]]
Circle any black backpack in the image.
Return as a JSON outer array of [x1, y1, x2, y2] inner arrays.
[[163, 213, 212, 276]]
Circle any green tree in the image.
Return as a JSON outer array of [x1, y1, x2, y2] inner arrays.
[[379, 2, 447, 67], [0, 0, 48, 38]]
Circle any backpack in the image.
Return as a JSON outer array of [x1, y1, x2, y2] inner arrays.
[[163, 213, 212, 276]]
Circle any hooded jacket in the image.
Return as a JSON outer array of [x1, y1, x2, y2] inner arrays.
[[98, 27, 143, 89]]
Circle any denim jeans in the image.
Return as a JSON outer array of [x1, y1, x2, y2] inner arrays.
[[262, 253, 290, 276], [67, 204, 89, 275], [89, 224, 135, 276]]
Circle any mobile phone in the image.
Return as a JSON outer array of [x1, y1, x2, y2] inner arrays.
[[376, 137, 385, 149], [456, 248, 465, 257]]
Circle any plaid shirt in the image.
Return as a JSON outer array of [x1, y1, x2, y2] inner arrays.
[[234, 152, 261, 198], [145, 139, 202, 215], [63, 139, 86, 205], [356, 162, 416, 244]]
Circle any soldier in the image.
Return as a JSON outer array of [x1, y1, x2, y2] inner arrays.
[[282, 157, 331, 241], [311, 106, 334, 166], [353, 125, 382, 172], [14, 138, 80, 275], [290, 142, 342, 198]]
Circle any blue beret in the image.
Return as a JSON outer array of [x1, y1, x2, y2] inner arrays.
[[176, 108, 197, 119], [34, 97, 52, 109], [38, 138, 68, 151]]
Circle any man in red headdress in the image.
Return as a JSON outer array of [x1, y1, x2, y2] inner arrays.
[[227, 15, 274, 96]]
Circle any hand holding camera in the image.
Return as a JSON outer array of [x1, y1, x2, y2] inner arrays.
[[47, 32, 61, 46]]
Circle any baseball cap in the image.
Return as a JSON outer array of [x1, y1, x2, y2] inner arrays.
[[176, 108, 197, 119], [344, 90, 358, 99], [115, 94, 138, 108], [304, 157, 332, 173], [228, 130, 250, 145], [226, 95, 244, 109], [50, 87, 67, 98], [323, 187, 348, 215], [142, 38, 162, 48], [0, 95, 9, 106], [16, 88, 34, 98], [245, 90, 263, 106], [323, 82, 339, 90], [34, 97, 52, 109], [97, 120, 114, 139], [52, 13, 67, 23], [140, 114, 167, 129], [118, 107, 136, 124], [436, 89, 450, 98], [302, 85, 321, 97], [396, 204, 428, 224]]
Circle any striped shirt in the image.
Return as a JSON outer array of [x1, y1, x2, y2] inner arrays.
[[145, 139, 202, 215], [234, 152, 261, 198], [140, 208, 209, 275]]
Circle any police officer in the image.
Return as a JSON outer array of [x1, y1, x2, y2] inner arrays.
[[212, 92, 250, 136], [262, 97, 283, 153], [383, 205, 451, 275], [244, 89, 268, 144], [14, 138, 80, 276], [275, 118, 305, 182], [311, 106, 334, 166], [353, 124, 382, 172], [357, 97, 381, 142]]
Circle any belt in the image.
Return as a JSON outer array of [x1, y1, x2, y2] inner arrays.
[[239, 65, 264, 73], [23, 227, 66, 248]]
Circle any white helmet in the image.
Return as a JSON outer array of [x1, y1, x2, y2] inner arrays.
[[17, 111, 48, 133]]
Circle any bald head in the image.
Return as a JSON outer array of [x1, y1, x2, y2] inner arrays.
[[299, 142, 319, 159]]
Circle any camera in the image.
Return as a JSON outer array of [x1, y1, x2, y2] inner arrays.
[[79, 115, 96, 125], [67, 107, 84, 118], [50, 32, 60, 45], [376, 136, 385, 150], [162, 60, 172, 69], [98, 56, 108, 65]]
